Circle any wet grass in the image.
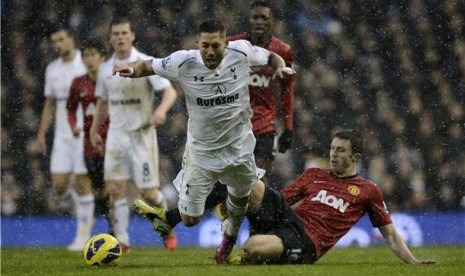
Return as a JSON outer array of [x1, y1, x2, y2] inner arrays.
[[1, 246, 463, 275]]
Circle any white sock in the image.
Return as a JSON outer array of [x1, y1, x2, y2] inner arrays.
[[155, 191, 167, 209], [112, 198, 130, 246], [75, 194, 95, 240], [224, 197, 248, 236]]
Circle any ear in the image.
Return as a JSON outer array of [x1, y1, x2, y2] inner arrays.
[[225, 38, 229, 46], [352, 153, 362, 162]]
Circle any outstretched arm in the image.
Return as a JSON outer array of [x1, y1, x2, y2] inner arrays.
[[113, 60, 154, 78], [379, 223, 436, 264], [268, 52, 295, 80]]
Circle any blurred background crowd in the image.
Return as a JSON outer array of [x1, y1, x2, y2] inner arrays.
[[2, 0, 465, 216]]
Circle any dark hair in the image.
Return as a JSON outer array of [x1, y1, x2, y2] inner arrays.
[[47, 25, 73, 38], [198, 20, 226, 35], [109, 17, 135, 33], [333, 129, 364, 155], [251, 0, 272, 10], [81, 39, 107, 56]]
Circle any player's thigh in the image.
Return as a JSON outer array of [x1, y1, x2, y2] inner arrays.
[[220, 156, 257, 198], [178, 163, 217, 217], [104, 132, 130, 182], [130, 127, 160, 189], [50, 137, 76, 174], [72, 135, 88, 175], [243, 234, 284, 258]]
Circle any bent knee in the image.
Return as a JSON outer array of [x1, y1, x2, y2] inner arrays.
[[180, 214, 201, 227]]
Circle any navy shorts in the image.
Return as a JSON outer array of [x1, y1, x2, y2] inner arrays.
[[247, 186, 316, 264]]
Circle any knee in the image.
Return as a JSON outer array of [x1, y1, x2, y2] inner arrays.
[[106, 181, 126, 199], [180, 214, 201, 227]]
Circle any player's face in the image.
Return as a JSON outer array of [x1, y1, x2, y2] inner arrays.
[[197, 32, 228, 69], [329, 137, 359, 177], [250, 6, 273, 37], [50, 30, 74, 57], [82, 48, 105, 74], [110, 23, 135, 54]]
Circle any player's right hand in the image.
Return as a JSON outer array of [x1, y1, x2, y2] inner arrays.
[[72, 127, 81, 137], [112, 64, 134, 77], [90, 133, 105, 155]]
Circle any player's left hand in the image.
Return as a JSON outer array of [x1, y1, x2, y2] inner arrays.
[[278, 129, 293, 153], [151, 108, 167, 128], [72, 127, 81, 137], [272, 67, 295, 80]]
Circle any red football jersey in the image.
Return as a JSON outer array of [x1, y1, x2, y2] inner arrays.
[[281, 168, 392, 261], [228, 33, 295, 134], [67, 74, 109, 157]]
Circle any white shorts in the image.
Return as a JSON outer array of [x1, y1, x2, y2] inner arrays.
[[177, 131, 258, 216], [50, 134, 87, 174], [104, 125, 160, 189]]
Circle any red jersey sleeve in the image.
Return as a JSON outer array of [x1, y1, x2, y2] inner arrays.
[[67, 78, 80, 131], [274, 39, 295, 131], [282, 168, 314, 205], [366, 184, 392, 227]]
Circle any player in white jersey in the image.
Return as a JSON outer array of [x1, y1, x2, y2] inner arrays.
[[114, 20, 295, 263], [36, 26, 94, 251], [90, 17, 178, 252]]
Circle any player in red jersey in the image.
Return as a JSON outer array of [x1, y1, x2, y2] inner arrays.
[[227, 129, 436, 264], [67, 39, 110, 233], [228, 0, 295, 177], [135, 129, 436, 265]]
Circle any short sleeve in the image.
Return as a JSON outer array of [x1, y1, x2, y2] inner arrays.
[[44, 65, 53, 97], [229, 40, 270, 68], [151, 50, 192, 80], [147, 75, 172, 91], [367, 185, 393, 227]]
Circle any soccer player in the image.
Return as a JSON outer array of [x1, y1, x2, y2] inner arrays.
[[228, 129, 436, 265], [90, 17, 178, 252], [36, 26, 90, 251], [66, 39, 110, 231], [229, 0, 295, 179], [115, 20, 295, 263]]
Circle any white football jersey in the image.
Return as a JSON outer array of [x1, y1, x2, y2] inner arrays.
[[44, 51, 87, 138], [96, 47, 172, 131], [151, 40, 271, 150]]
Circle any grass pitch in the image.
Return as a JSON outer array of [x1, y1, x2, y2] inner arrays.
[[1, 246, 464, 275]]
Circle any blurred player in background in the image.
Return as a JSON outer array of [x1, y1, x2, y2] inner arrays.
[[90, 17, 178, 252], [36, 26, 90, 251], [117, 20, 295, 263], [229, 0, 295, 183], [67, 39, 110, 237]]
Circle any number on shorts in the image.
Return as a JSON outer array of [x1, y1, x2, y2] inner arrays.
[[142, 163, 150, 176]]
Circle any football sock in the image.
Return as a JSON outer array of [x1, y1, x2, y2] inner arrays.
[[166, 208, 182, 228], [112, 197, 130, 246], [75, 194, 95, 239], [224, 197, 248, 236], [154, 190, 167, 209]]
